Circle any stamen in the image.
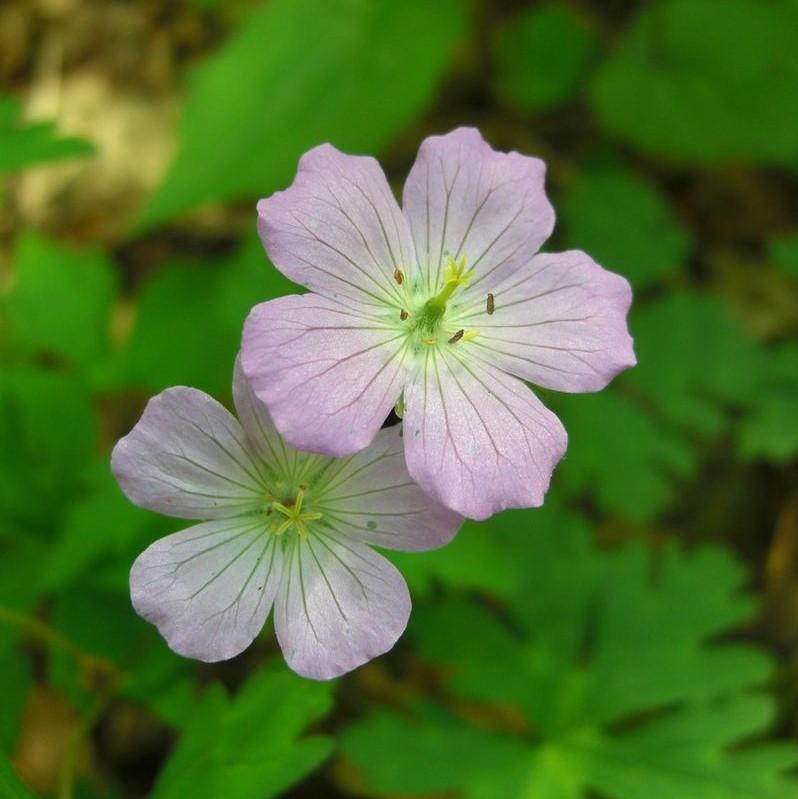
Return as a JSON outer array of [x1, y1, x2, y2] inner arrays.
[[448, 329, 464, 344], [487, 293, 495, 315], [400, 309, 409, 321], [393, 268, 404, 285]]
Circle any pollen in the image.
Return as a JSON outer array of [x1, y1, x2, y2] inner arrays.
[[487, 293, 495, 314], [393, 267, 405, 285], [400, 309, 409, 320], [448, 329, 464, 344]]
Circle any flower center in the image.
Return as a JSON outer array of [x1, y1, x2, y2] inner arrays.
[[398, 255, 480, 348], [269, 488, 322, 539]]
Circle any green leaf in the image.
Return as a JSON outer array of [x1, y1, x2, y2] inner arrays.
[[137, 0, 466, 229], [560, 168, 691, 288], [0, 367, 95, 532], [552, 391, 695, 521], [343, 510, 796, 798], [151, 663, 334, 799], [770, 234, 798, 280], [0, 645, 31, 750], [44, 460, 172, 592], [492, 3, 597, 112], [737, 345, 798, 462], [391, 500, 592, 600], [625, 293, 765, 434], [0, 752, 39, 799], [0, 96, 93, 174], [590, 0, 798, 164], [4, 234, 116, 368]]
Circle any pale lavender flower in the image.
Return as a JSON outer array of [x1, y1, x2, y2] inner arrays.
[[242, 128, 636, 520], [111, 358, 461, 680]]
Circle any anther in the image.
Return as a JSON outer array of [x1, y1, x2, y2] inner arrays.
[[448, 329, 464, 344], [393, 268, 404, 285], [400, 309, 409, 321], [487, 293, 495, 315]]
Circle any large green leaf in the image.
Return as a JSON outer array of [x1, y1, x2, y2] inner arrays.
[[0, 367, 95, 532], [552, 391, 695, 521], [0, 753, 38, 799], [560, 168, 691, 289], [137, 0, 466, 229], [492, 3, 596, 112], [625, 293, 765, 434], [590, 0, 798, 164], [343, 507, 796, 798], [4, 234, 116, 369], [151, 663, 334, 799]]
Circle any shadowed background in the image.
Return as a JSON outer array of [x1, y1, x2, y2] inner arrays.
[[1, 1, 797, 797]]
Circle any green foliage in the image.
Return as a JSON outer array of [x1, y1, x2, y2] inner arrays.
[[151, 663, 334, 799], [737, 345, 798, 462], [0, 753, 38, 799], [0, 366, 95, 532], [138, 0, 467, 228], [626, 293, 764, 434], [344, 506, 796, 799], [561, 168, 691, 288], [591, 0, 798, 164], [4, 234, 116, 369], [770, 234, 798, 280], [118, 234, 295, 395], [493, 3, 596, 112], [0, 96, 93, 174], [552, 391, 695, 521]]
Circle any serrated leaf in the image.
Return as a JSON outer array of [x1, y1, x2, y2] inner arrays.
[[343, 509, 795, 799], [493, 3, 596, 112], [625, 293, 765, 434], [560, 168, 691, 288], [0, 96, 93, 174], [137, 0, 466, 229], [4, 234, 116, 368], [552, 391, 695, 521], [737, 345, 798, 462], [590, 0, 798, 164], [151, 663, 334, 799]]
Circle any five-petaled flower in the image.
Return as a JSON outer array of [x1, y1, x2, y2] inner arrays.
[[111, 359, 461, 679], [242, 127, 636, 519]]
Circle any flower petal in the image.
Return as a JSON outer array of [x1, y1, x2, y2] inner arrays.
[[274, 531, 411, 679], [111, 388, 268, 519], [454, 250, 636, 392], [258, 143, 415, 308], [403, 349, 567, 520], [312, 426, 462, 552], [242, 294, 409, 457], [402, 127, 554, 296], [130, 518, 283, 662]]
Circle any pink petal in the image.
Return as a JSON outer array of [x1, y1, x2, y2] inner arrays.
[[242, 295, 409, 457], [232, 354, 321, 478], [274, 531, 411, 679], [130, 517, 283, 662], [403, 350, 567, 520], [257, 143, 415, 308], [313, 426, 463, 552], [111, 388, 268, 519], [455, 250, 636, 392], [402, 127, 554, 297]]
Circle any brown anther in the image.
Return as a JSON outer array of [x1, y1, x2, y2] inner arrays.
[[393, 268, 404, 285], [487, 293, 495, 315], [448, 329, 464, 344], [400, 309, 409, 321]]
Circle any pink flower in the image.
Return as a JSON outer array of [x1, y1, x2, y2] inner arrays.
[[111, 359, 461, 679], [242, 128, 635, 520]]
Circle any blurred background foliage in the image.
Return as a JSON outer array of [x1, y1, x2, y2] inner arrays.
[[0, 0, 797, 797]]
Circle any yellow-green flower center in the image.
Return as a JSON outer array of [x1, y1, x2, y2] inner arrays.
[[269, 488, 322, 539]]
